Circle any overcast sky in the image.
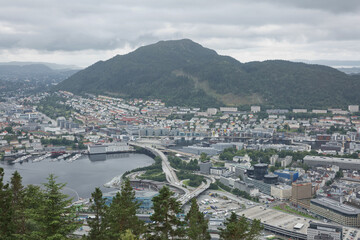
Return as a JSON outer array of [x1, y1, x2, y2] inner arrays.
[[1, 0, 360, 67]]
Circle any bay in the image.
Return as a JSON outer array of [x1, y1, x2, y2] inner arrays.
[[0, 153, 154, 199]]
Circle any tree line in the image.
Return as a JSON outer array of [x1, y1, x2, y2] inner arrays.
[[1, 168, 262, 239]]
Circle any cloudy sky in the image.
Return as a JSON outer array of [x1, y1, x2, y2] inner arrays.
[[1, 0, 360, 67]]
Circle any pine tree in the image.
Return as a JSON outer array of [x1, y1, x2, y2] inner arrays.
[[0, 168, 13, 238], [88, 187, 108, 240], [119, 229, 137, 240], [149, 186, 184, 240], [10, 171, 26, 236], [185, 198, 210, 240], [107, 178, 144, 238], [219, 212, 262, 240], [23, 184, 44, 235], [30, 174, 80, 239]]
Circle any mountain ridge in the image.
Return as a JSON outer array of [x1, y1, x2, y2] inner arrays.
[[55, 39, 360, 109]]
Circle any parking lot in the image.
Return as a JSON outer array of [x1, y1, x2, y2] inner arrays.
[[184, 190, 258, 220]]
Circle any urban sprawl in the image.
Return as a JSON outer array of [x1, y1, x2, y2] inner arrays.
[[3, 90, 360, 240]]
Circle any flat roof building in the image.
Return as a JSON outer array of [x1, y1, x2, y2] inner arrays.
[[303, 155, 360, 170], [310, 197, 360, 228], [291, 182, 312, 209], [307, 222, 342, 240]]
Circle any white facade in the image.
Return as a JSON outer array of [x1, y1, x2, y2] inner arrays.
[[349, 105, 359, 113], [293, 109, 307, 113], [207, 108, 218, 115], [220, 107, 237, 112], [251, 106, 261, 113], [271, 185, 292, 200], [312, 109, 327, 114]]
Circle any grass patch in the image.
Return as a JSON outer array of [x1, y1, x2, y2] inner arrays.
[[176, 170, 205, 188], [183, 180, 190, 186], [138, 168, 166, 182], [273, 205, 316, 219]]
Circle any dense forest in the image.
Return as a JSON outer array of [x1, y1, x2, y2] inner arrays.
[[0, 168, 262, 239], [56, 39, 360, 109]]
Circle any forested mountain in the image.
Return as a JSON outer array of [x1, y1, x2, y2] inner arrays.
[[55, 39, 360, 108]]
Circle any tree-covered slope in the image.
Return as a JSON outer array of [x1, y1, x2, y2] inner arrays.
[[55, 39, 360, 108]]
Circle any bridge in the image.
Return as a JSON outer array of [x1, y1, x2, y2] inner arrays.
[[129, 142, 214, 206]]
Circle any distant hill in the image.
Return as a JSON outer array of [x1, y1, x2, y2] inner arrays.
[[336, 67, 360, 75], [0, 61, 81, 70], [0, 63, 79, 83], [55, 39, 360, 108]]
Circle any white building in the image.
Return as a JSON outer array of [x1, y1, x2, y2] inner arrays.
[[271, 185, 292, 200], [220, 107, 237, 112], [207, 108, 218, 115], [349, 105, 359, 113], [293, 109, 307, 113], [251, 106, 261, 113]]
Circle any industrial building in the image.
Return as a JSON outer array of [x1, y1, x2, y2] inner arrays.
[[310, 198, 360, 228]]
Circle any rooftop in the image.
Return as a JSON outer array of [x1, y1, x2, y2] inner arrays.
[[304, 155, 360, 164], [310, 197, 360, 215]]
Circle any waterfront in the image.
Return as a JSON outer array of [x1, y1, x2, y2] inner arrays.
[[0, 153, 154, 199]]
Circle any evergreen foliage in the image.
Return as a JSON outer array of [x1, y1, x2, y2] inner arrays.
[[185, 198, 210, 240], [88, 187, 108, 240], [28, 174, 79, 239], [219, 212, 262, 240], [106, 178, 145, 238], [10, 171, 26, 236], [0, 168, 13, 239], [149, 186, 184, 239]]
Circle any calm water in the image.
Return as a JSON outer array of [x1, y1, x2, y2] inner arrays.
[[0, 153, 154, 199]]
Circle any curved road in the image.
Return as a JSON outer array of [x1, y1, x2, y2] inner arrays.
[[130, 142, 213, 206]]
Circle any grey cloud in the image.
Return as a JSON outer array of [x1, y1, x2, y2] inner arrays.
[[0, 0, 359, 65]]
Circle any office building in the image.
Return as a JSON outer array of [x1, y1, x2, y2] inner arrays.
[[307, 222, 342, 240], [274, 170, 299, 182], [310, 198, 360, 228], [291, 182, 312, 209]]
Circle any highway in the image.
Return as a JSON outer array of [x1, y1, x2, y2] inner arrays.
[[129, 142, 213, 206]]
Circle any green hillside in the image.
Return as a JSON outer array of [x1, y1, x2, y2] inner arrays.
[[55, 39, 360, 108]]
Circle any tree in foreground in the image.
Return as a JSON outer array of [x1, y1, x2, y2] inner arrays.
[[107, 178, 144, 239], [219, 212, 262, 240], [88, 187, 108, 240], [29, 174, 79, 239], [10, 171, 26, 237], [185, 198, 210, 240], [149, 186, 184, 240], [0, 167, 13, 238], [119, 229, 137, 240]]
